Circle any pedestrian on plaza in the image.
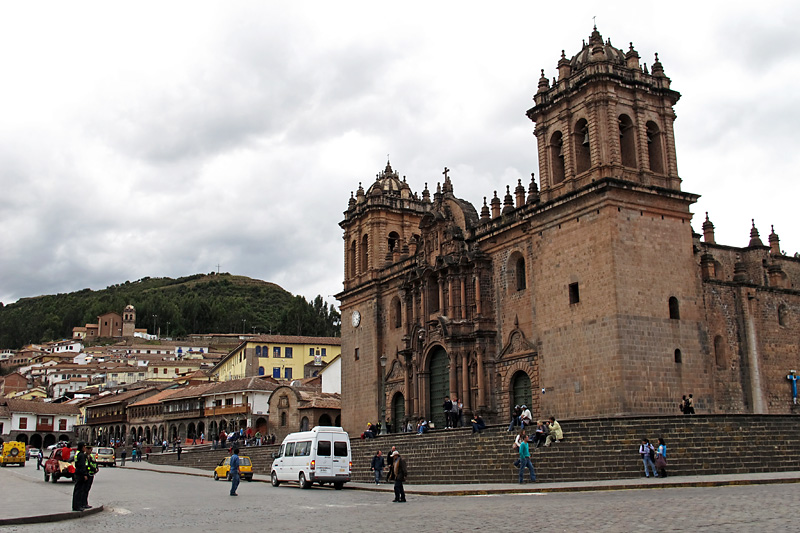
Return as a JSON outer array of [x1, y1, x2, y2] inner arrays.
[[517, 431, 536, 484], [177, 443, 182, 460], [544, 416, 563, 446], [83, 445, 98, 510], [443, 396, 453, 428], [229, 447, 241, 496], [72, 442, 89, 512], [200, 432, 205, 445], [390, 450, 407, 502], [162, 439, 167, 453], [450, 398, 460, 428], [639, 438, 657, 478], [655, 437, 668, 478], [36, 448, 43, 470], [120, 449, 127, 466], [679, 395, 688, 414], [370, 450, 385, 484], [686, 394, 695, 414]]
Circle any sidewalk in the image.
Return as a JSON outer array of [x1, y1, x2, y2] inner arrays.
[[2, 460, 798, 525], [123, 460, 800, 495]]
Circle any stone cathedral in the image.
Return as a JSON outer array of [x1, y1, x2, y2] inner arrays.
[[335, 27, 800, 435]]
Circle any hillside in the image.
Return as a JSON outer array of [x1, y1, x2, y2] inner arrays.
[[0, 273, 340, 349]]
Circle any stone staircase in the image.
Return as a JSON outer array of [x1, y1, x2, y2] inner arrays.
[[146, 415, 800, 484]]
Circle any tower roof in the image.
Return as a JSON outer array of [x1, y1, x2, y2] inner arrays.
[[569, 26, 626, 71], [366, 160, 410, 197]]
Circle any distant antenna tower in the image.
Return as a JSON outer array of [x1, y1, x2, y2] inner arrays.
[[216, 263, 221, 274]]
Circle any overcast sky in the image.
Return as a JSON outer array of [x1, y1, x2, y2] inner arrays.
[[1, 1, 798, 308]]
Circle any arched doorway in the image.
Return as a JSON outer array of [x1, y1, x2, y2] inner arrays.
[[16, 434, 29, 444], [392, 392, 405, 433], [334, 415, 341, 426], [300, 417, 309, 431], [427, 347, 449, 429], [43, 434, 56, 448], [511, 371, 532, 413], [318, 414, 332, 427], [29, 434, 43, 448], [255, 417, 268, 435]]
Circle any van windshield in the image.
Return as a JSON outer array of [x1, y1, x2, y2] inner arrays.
[[333, 441, 348, 457]]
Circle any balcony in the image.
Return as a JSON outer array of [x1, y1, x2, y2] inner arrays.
[[204, 405, 249, 417], [87, 413, 127, 425], [36, 423, 54, 432], [163, 408, 205, 421]]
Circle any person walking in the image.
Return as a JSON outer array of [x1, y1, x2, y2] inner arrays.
[[72, 442, 89, 512], [120, 449, 126, 466], [229, 447, 241, 496], [639, 438, 657, 478], [517, 433, 536, 484], [655, 437, 668, 478], [370, 450, 385, 484], [177, 443, 182, 460], [36, 448, 43, 470], [390, 450, 407, 502]]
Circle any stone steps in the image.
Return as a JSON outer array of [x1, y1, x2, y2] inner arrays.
[[147, 414, 800, 484]]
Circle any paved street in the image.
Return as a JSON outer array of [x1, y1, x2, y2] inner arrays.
[[2, 463, 799, 532]]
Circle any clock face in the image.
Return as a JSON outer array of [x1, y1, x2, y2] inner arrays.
[[351, 310, 361, 328]]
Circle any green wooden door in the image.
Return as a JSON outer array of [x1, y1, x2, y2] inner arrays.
[[428, 348, 449, 429], [512, 371, 532, 411], [392, 393, 405, 433]]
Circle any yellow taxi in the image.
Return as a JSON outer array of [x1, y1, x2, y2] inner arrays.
[[0, 441, 26, 467], [92, 447, 116, 467], [213, 455, 253, 481]]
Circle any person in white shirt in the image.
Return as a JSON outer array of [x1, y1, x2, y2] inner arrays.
[[520, 405, 533, 427]]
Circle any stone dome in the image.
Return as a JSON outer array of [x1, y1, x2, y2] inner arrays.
[[366, 161, 410, 197], [569, 27, 626, 70]]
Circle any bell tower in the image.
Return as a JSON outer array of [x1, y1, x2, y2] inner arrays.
[[122, 304, 136, 338], [527, 26, 682, 203]]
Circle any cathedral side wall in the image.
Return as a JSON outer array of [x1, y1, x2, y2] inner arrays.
[[340, 293, 380, 435]]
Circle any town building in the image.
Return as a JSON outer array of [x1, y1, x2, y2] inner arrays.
[[335, 27, 800, 434], [210, 335, 341, 382], [267, 378, 341, 442], [0, 398, 81, 448]]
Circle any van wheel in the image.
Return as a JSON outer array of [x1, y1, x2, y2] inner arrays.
[[51, 474, 59, 483], [271, 471, 280, 487], [299, 472, 311, 489], [334, 482, 344, 490], [44, 472, 50, 482], [213, 472, 219, 481]]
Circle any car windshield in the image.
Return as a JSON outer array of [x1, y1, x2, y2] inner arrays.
[[240, 457, 251, 466]]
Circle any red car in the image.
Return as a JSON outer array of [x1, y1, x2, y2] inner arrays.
[[44, 447, 77, 483]]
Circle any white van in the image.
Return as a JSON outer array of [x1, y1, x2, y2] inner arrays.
[[270, 426, 351, 489]]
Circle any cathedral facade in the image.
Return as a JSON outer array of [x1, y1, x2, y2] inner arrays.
[[336, 27, 800, 434]]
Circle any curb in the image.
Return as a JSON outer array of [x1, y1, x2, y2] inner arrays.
[[0, 505, 104, 526]]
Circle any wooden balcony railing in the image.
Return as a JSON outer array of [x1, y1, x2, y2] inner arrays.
[[204, 405, 249, 417]]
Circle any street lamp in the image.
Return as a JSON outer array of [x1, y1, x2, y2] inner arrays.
[[166, 321, 170, 338], [379, 354, 388, 436], [242, 319, 246, 334], [152, 314, 158, 337]]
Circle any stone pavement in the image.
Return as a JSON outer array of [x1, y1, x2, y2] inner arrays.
[[2, 459, 799, 525]]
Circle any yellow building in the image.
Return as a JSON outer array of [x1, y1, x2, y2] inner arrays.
[[211, 335, 341, 382]]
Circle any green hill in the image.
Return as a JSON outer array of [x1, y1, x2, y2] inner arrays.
[[0, 273, 340, 349]]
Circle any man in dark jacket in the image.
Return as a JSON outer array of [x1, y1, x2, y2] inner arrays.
[[443, 396, 453, 428], [72, 442, 89, 512], [370, 450, 385, 484], [391, 450, 407, 503]]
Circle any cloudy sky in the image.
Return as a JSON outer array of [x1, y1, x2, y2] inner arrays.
[[1, 1, 798, 307]]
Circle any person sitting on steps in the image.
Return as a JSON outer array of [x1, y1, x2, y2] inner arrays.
[[544, 416, 563, 446]]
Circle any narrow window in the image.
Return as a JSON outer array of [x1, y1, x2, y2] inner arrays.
[[360, 234, 369, 273], [674, 349, 682, 363], [255, 346, 261, 356], [285, 368, 293, 380], [349, 240, 357, 278], [569, 282, 580, 304], [258, 366, 265, 376], [273, 347, 281, 358], [392, 297, 402, 329], [516, 256, 526, 291], [354, 348, 359, 361], [388, 231, 400, 253], [550, 131, 566, 185], [778, 305, 787, 327], [273, 367, 280, 379], [647, 121, 664, 174], [619, 114, 636, 168], [574, 118, 591, 174], [285, 347, 293, 358], [669, 297, 680, 320], [281, 413, 288, 427]]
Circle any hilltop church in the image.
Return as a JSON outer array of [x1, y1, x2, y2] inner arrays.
[[336, 27, 800, 435]]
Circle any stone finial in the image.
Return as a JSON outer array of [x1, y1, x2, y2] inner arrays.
[[526, 173, 540, 204], [356, 182, 365, 203], [537, 69, 550, 93], [557, 49, 572, 81], [514, 179, 526, 208], [490, 190, 501, 219], [502, 185, 514, 215], [480, 197, 490, 221], [422, 182, 430, 203], [749, 219, 764, 247], [651, 52, 664, 77], [769, 225, 781, 255], [348, 191, 356, 209], [625, 42, 640, 69], [702, 212, 715, 244], [733, 254, 749, 283]]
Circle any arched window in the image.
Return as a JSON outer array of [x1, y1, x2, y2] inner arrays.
[[550, 131, 565, 185], [300, 417, 309, 431], [516, 256, 526, 291], [388, 231, 400, 253], [778, 305, 788, 326], [255, 346, 261, 356], [574, 118, 591, 174], [508, 252, 526, 292], [391, 296, 402, 329], [669, 297, 680, 320], [360, 234, 369, 273], [713, 336, 726, 368], [258, 366, 265, 376], [619, 114, 636, 168], [674, 349, 682, 363], [348, 240, 357, 278], [647, 121, 664, 174]]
